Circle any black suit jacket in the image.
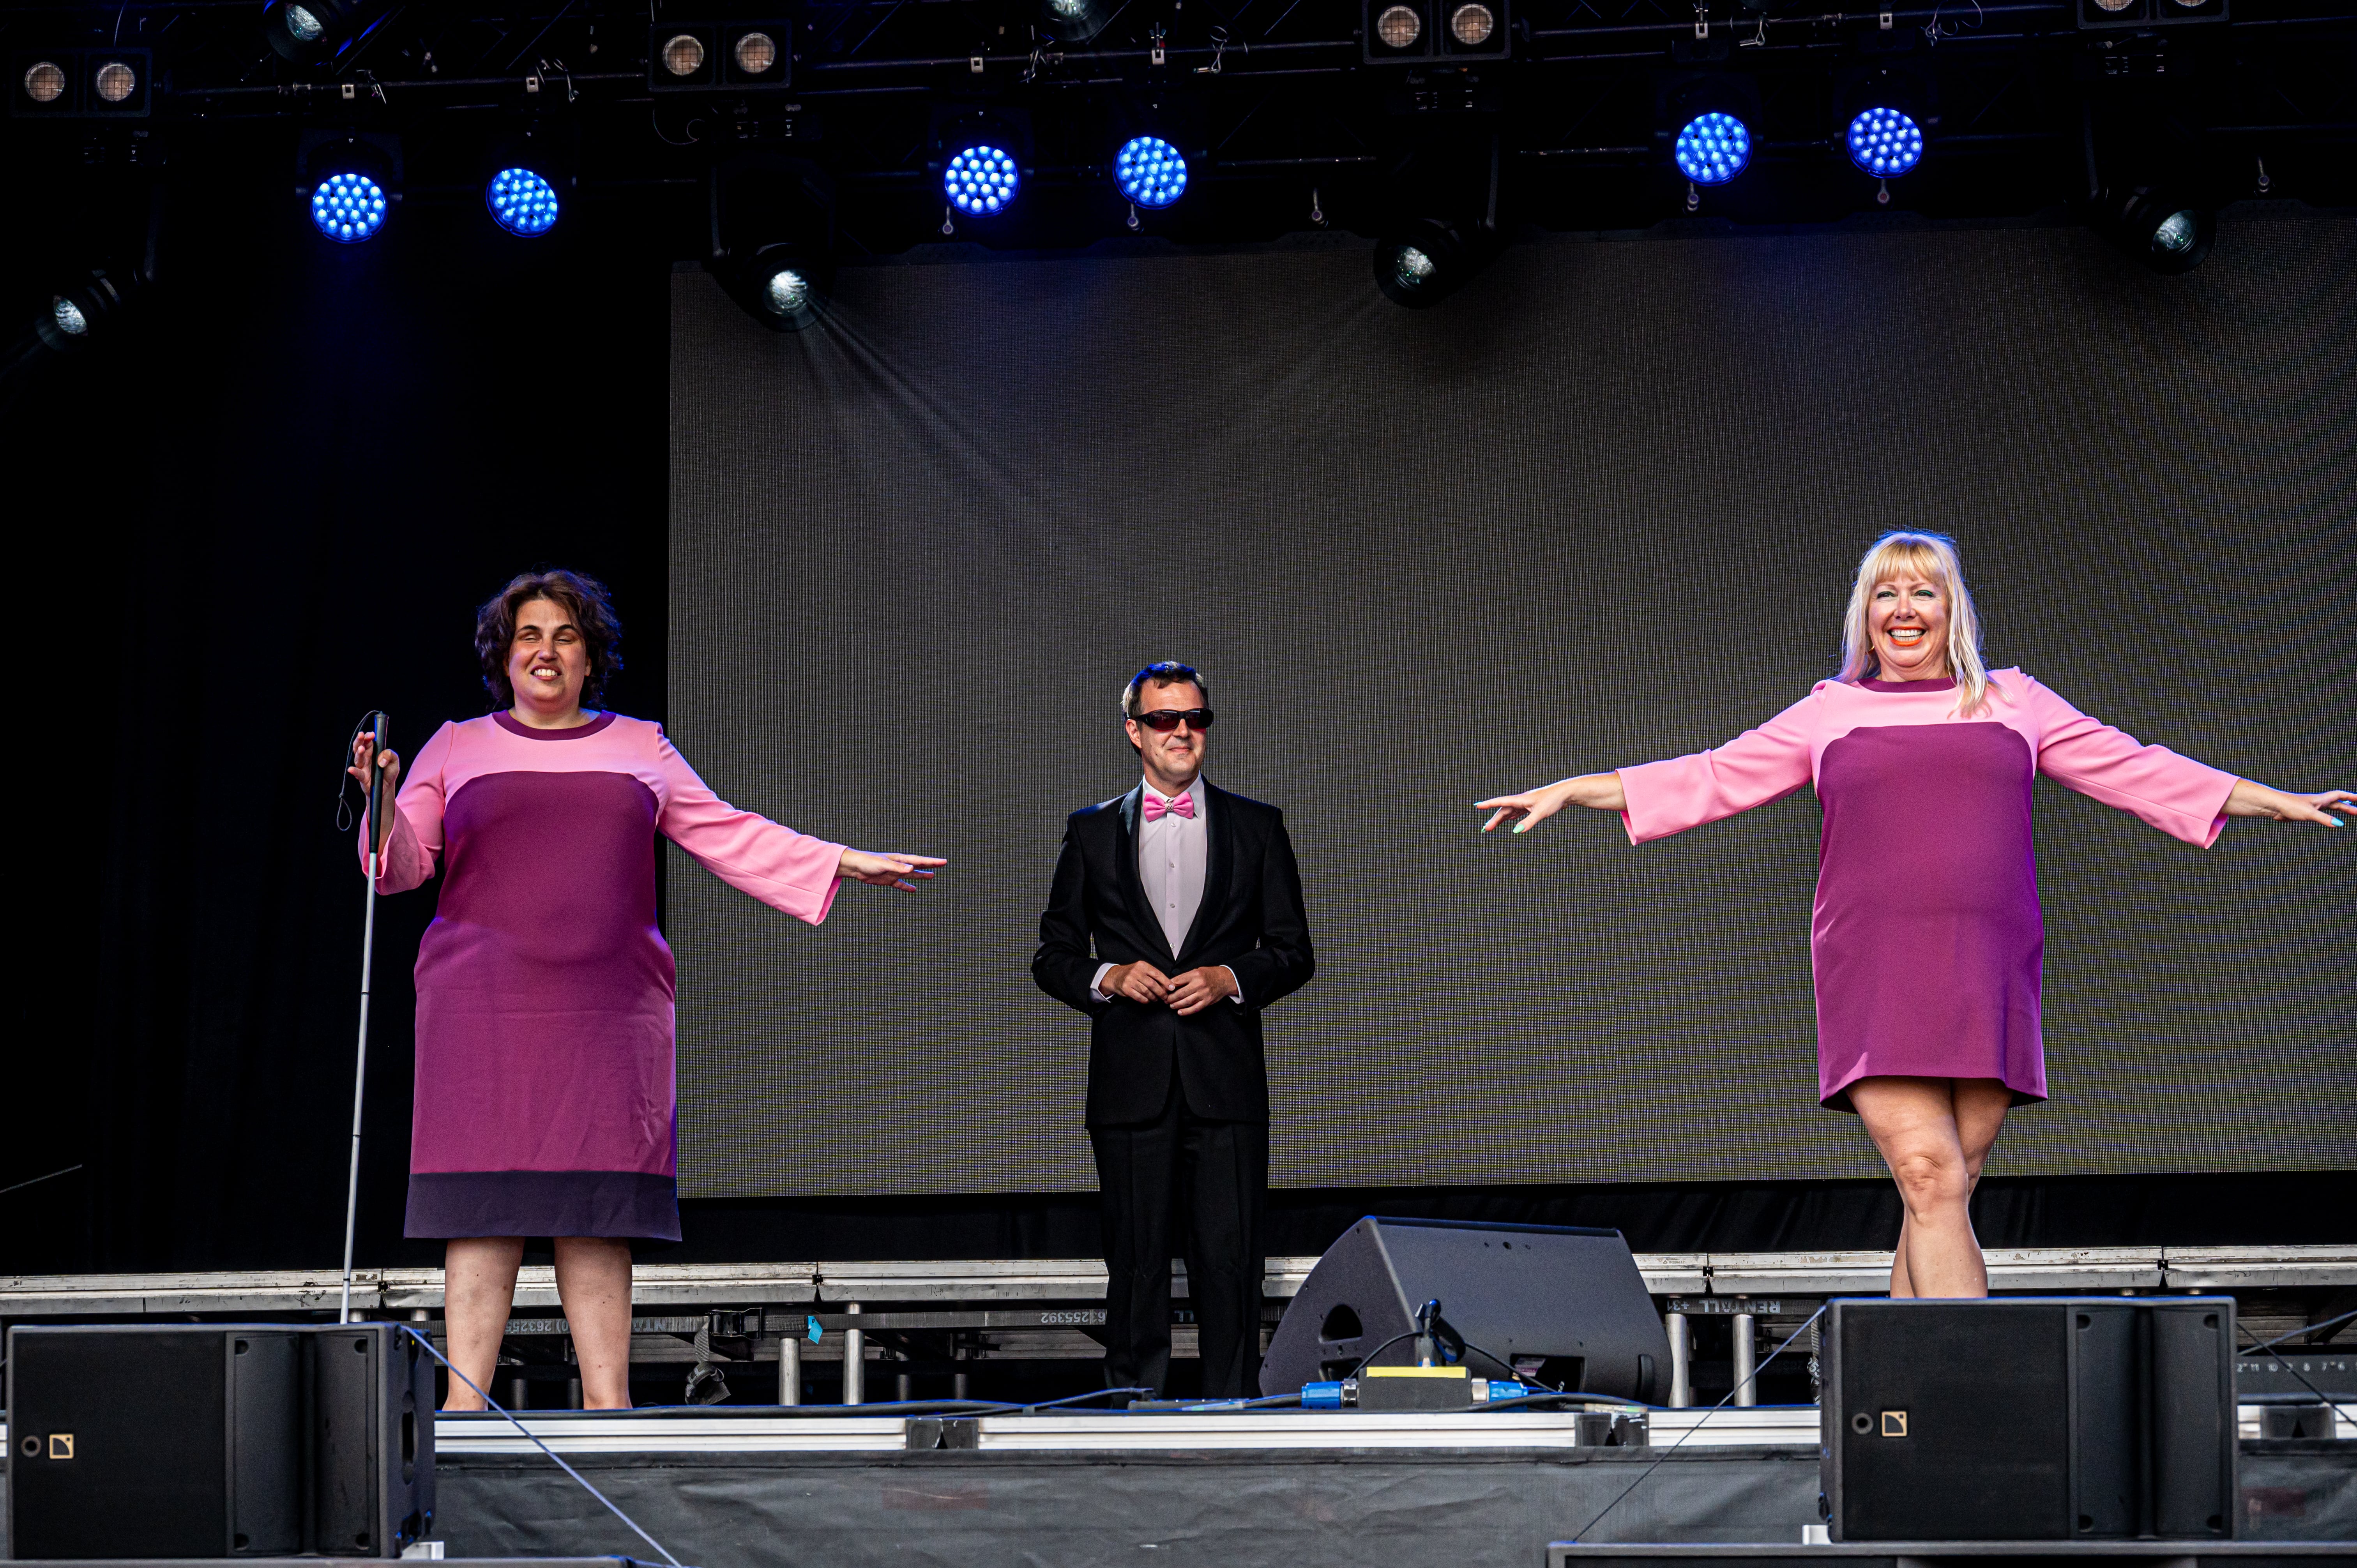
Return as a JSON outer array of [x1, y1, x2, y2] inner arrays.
[[1033, 782, 1316, 1128]]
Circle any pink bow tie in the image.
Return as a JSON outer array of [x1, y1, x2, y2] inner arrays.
[[1142, 792, 1195, 822]]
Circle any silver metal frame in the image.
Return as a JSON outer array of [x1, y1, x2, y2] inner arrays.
[[6, 1247, 2348, 1413]]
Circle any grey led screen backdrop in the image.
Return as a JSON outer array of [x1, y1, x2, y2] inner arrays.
[[668, 215, 2357, 1199]]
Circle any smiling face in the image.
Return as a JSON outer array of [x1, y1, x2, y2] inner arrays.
[[1868, 572, 1951, 682], [507, 597, 591, 718], [1125, 679, 1209, 794]]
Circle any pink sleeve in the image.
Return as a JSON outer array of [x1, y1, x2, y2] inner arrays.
[[1617, 691, 1819, 845], [2021, 675, 2236, 847], [655, 729, 847, 925], [359, 722, 453, 893]]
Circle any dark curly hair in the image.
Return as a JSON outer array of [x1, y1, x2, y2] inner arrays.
[[475, 569, 625, 710]]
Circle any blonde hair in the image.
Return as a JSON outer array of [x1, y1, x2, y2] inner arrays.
[[1838, 531, 1995, 717]]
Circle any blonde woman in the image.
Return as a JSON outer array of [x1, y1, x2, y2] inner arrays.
[[1476, 531, 2350, 1299]]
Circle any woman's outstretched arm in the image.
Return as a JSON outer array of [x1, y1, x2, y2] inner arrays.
[[2222, 779, 2354, 826], [1477, 772, 1626, 833], [2021, 673, 2351, 842], [1480, 689, 1821, 843]]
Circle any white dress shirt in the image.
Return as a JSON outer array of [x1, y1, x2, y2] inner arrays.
[[1090, 777, 1243, 1005]]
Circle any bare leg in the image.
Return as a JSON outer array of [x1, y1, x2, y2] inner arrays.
[[1882, 1080, 2009, 1297], [443, 1236, 525, 1411], [1851, 1077, 2008, 1299], [554, 1236, 635, 1409], [1952, 1078, 2011, 1187]]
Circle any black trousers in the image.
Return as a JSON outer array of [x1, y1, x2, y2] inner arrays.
[[1090, 1078, 1269, 1398]]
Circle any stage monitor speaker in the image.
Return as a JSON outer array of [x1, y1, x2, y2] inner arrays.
[[1260, 1217, 1670, 1400], [4, 1323, 435, 1559], [1819, 1296, 2236, 1543]]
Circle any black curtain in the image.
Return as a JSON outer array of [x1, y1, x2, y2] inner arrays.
[[2, 155, 670, 1272]]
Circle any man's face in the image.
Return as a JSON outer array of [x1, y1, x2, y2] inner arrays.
[[1125, 680, 1209, 783]]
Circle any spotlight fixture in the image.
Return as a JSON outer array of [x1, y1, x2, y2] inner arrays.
[[1039, 0, 1113, 44], [1846, 107, 1923, 178], [300, 130, 401, 245], [2101, 187, 2217, 273], [263, 0, 393, 64], [1364, 0, 1431, 60], [661, 32, 709, 78], [1372, 216, 1491, 308], [311, 171, 389, 244], [1438, 0, 1509, 56], [32, 265, 148, 354], [11, 47, 151, 117], [1835, 63, 1936, 201], [648, 21, 793, 91], [486, 167, 560, 237], [1115, 137, 1189, 209], [945, 145, 1020, 217], [711, 153, 836, 330], [23, 59, 67, 105], [2076, 0, 2223, 28], [478, 124, 574, 239], [1675, 112, 1751, 185], [720, 243, 832, 332]]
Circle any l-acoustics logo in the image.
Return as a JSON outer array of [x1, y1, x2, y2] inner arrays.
[[1880, 1411, 1909, 1437]]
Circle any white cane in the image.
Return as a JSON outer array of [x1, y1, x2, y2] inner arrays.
[[341, 712, 390, 1325]]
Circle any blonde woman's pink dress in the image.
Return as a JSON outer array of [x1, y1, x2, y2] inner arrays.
[[1616, 671, 2236, 1111], [360, 711, 844, 1239]]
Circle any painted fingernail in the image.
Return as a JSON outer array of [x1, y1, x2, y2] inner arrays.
[[1512, 821, 1527, 833]]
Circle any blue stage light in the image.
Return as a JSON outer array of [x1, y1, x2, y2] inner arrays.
[[486, 167, 561, 237], [311, 170, 388, 243], [1115, 136, 1189, 209], [945, 145, 1020, 217], [1674, 112, 1751, 186], [1846, 107, 1923, 178]]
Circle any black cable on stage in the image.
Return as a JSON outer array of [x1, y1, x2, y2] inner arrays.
[[1167, 1392, 1306, 1412], [1021, 1385, 1156, 1414], [1565, 1304, 1828, 1545], [1339, 1329, 1424, 1380], [396, 1326, 686, 1568], [2242, 1306, 2357, 1356]]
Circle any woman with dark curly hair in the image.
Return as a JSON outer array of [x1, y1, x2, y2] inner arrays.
[[350, 569, 943, 1409]]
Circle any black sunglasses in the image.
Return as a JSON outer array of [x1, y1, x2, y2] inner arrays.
[[1132, 708, 1215, 732]]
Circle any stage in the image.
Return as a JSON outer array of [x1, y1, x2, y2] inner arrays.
[[4, 1397, 2349, 1564], [2, 1253, 2352, 1566], [412, 1408, 2352, 1568]]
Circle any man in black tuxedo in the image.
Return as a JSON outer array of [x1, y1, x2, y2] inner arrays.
[[1032, 661, 1316, 1398]]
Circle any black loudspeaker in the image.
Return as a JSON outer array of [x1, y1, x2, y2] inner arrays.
[[5, 1323, 435, 1558], [1820, 1297, 2236, 1542], [1261, 1218, 1670, 1399], [309, 1323, 438, 1556]]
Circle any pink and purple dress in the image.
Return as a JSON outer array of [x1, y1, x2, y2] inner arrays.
[[1617, 670, 2237, 1111], [362, 711, 844, 1240]]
